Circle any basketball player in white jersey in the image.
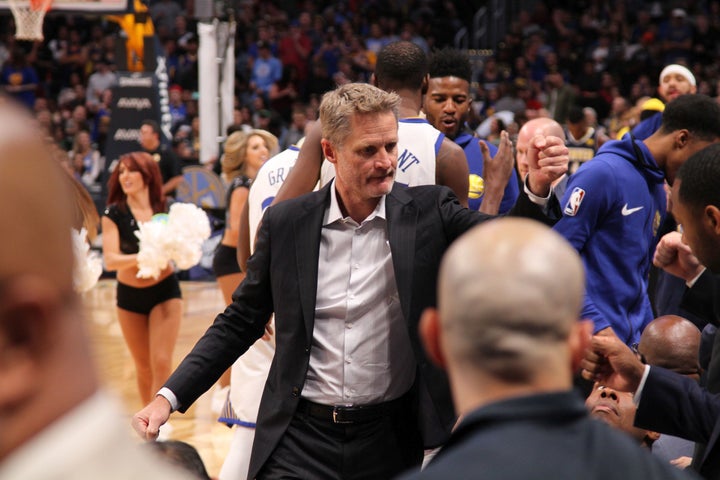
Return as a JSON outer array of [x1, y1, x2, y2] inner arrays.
[[218, 141, 305, 480]]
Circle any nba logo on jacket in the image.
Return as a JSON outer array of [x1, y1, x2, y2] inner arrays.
[[563, 187, 586, 216]]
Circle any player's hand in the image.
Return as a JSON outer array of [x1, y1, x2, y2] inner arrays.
[[527, 135, 568, 197], [580, 332, 645, 393], [478, 131, 514, 214], [653, 231, 704, 281], [132, 395, 172, 441], [480, 131, 514, 193], [262, 320, 274, 341], [670, 456, 692, 469]]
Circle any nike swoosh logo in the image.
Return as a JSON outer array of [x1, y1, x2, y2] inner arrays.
[[621, 204, 644, 216]]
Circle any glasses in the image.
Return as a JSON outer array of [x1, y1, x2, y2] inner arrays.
[[630, 343, 646, 364]]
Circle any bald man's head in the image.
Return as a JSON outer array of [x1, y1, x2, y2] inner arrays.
[[0, 98, 95, 462], [0, 101, 74, 293], [516, 118, 566, 179], [437, 218, 584, 383], [637, 315, 701, 379]]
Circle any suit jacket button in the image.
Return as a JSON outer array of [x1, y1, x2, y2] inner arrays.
[[292, 387, 299, 397]]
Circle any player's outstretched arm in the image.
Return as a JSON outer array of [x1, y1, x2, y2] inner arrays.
[[272, 120, 323, 205]]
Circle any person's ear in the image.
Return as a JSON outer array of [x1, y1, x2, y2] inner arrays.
[[419, 307, 446, 368], [705, 205, 720, 234], [675, 130, 689, 149], [0, 277, 60, 408], [321, 139, 337, 165], [569, 320, 594, 373], [421, 74, 429, 96]]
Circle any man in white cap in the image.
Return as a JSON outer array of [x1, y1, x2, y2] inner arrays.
[[631, 63, 697, 140]]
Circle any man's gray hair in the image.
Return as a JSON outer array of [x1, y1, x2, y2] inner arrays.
[[319, 83, 400, 146]]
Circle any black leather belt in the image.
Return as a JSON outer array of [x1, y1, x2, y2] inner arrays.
[[297, 396, 405, 424]]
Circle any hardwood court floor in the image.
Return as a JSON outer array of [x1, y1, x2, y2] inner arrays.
[[84, 279, 235, 478]]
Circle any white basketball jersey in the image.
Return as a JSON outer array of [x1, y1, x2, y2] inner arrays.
[[248, 145, 300, 252], [228, 145, 300, 423]]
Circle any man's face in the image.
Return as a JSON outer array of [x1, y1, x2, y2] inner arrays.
[[670, 180, 720, 272], [515, 127, 537, 179], [139, 125, 158, 150], [658, 73, 696, 103], [326, 112, 398, 205], [586, 383, 648, 443], [611, 97, 628, 115], [424, 76, 471, 140]]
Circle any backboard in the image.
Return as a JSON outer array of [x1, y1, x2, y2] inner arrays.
[[0, 0, 132, 41], [0, 0, 132, 14]]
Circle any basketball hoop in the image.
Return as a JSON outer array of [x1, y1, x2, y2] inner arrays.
[[8, 0, 53, 41]]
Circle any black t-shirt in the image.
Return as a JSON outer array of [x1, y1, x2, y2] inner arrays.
[[104, 204, 139, 254], [145, 146, 182, 194]]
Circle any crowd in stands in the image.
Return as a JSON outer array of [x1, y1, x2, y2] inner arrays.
[[0, 0, 718, 193]]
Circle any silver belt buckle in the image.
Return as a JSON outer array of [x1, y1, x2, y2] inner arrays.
[[332, 404, 354, 424]]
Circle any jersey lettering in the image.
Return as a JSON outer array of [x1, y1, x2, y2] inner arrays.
[[267, 166, 292, 186], [397, 149, 420, 172]]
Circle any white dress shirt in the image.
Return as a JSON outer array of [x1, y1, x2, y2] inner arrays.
[[301, 183, 416, 405]]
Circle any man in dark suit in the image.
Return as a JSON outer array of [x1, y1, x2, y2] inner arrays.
[[654, 134, 720, 470], [132, 83, 568, 479], [584, 143, 720, 479], [398, 218, 688, 480]]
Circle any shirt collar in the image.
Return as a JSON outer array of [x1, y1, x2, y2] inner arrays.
[[324, 178, 387, 226]]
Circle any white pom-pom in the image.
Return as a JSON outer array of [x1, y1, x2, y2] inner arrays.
[[134, 204, 212, 278], [172, 241, 204, 270], [135, 221, 172, 279], [166, 203, 211, 270], [72, 228, 103, 293], [168, 202, 211, 242]]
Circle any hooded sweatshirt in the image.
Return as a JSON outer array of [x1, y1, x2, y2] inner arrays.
[[630, 111, 663, 141], [553, 135, 667, 345]]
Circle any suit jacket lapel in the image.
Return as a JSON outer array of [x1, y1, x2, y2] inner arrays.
[[292, 185, 331, 341], [386, 185, 417, 321], [701, 422, 720, 469]]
